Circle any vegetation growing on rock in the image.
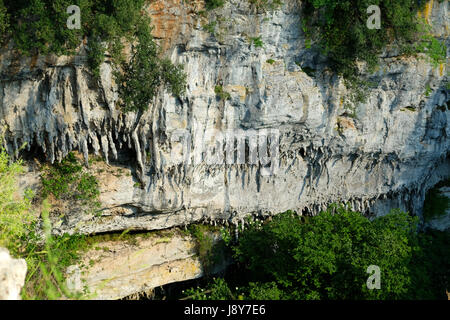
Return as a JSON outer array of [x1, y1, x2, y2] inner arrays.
[[186, 224, 229, 276], [423, 179, 450, 222], [0, 144, 33, 251], [0, 0, 8, 39], [205, 0, 226, 10], [300, 0, 446, 78], [299, 0, 447, 113], [41, 152, 100, 207], [0, 145, 89, 299], [214, 85, 231, 101], [0, 0, 186, 112]]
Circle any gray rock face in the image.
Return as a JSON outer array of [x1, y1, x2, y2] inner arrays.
[[0, 248, 27, 300], [0, 0, 449, 235]]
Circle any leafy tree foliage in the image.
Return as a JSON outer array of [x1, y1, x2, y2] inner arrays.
[[0, 142, 89, 299], [184, 278, 235, 300], [184, 205, 449, 300], [0, 0, 9, 40], [0, 144, 33, 252], [234, 206, 421, 299], [117, 21, 186, 112], [423, 180, 450, 221], [41, 152, 99, 204], [3, 0, 85, 55], [1, 0, 186, 111], [301, 0, 446, 78]]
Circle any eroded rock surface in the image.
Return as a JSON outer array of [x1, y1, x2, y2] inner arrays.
[[0, 0, 448, 236]]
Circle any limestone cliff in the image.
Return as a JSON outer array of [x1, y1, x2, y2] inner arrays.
[[0, 0, 449, 236]]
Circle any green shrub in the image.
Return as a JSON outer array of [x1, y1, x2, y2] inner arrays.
[[246, 281, 285, 300], [41, 152, 99, 206], [1, 0, 186, 112], [251, 36, 264, 48], [414, 21, 447, 66], [0, 144, 33, 252], [4, 0, 84, 56], [184, 278, 234, 300], [0, 143, 89, 299], [248, 0, 283, 11], [410, 229, 450, 299], [301, 0, 446, 80], [425, 84, 433, 97], [42, 152, 81, 199], [76, 173, 100, 200], [20, 201, 90, 299], [0, 0, 9, 42], [234, 206, 422, 299], [183, 205, 449, 300], [202, 20, 217, 35], [423, 181, 450, 221], [116, 21, 186, 112], [205, 0, 225, 11], [214, 85, 231, 101]]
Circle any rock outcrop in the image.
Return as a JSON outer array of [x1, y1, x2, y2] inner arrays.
[[65, 229, 226, 300], [0, 0, 448, 236], [0, 248, 27, 300], [426, 186, 450, 231]]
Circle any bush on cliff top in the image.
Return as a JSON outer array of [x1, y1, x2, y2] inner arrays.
[[0, 0, 186, 112]]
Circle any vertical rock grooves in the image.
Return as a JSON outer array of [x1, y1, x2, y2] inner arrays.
[[0, 0, 449, 235]]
